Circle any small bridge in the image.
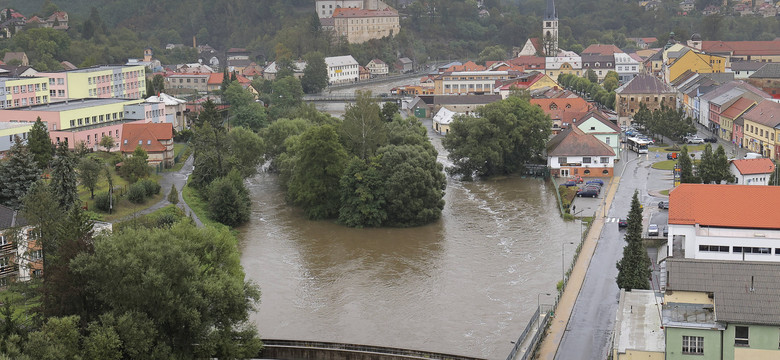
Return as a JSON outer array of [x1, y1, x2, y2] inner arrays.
[[258, 339, 486, 360]]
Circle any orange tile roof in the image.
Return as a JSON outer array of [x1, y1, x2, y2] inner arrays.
[[720, 97, 756, 119], [508, 56, 546, 69], [444, 61, 485, 72], [531, 98, 591, 114], [731, 158, 776, 175], [701, 40, 780, 56], [120, 123, 173, 154], [668, 184, 780, 229], [207, 72, 250, 85]]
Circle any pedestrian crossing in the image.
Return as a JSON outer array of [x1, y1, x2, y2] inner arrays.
[[605, 217, 621, 223]]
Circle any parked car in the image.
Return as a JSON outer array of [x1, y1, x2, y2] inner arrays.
[[618, 219, 628, 228], [648, 224, 659, 236], [744, 152, 763, 159], [667, 152, 678, 160], [658, 201, 669, 209], [704, 136, 718, 143], [586, 179, 604, 186], [663, 225, 669, 237], [687, 136, 705, 144], [563, 179, 578, 187], [576, 187, 599, 197]]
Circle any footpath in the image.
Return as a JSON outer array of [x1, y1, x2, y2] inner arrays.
[[534, 175, 621, 360], [113, 154, 203, 227]]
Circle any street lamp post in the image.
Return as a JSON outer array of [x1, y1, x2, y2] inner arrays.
[[538, 292, 552, 333]]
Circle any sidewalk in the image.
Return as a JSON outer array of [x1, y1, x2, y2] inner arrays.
[[534, 175, 621, 360], [114, 154, 203, 227]]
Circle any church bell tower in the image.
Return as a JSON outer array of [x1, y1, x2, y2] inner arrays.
[[543, 0, 558, 56]]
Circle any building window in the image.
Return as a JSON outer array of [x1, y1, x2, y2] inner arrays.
[[682, 336, 704, 354], [582, 157, 591, 164], [735, 326, 749, 346], [600, 157, 609, 164], [558, 157, 567, 164], [699, 245, 729, 252]]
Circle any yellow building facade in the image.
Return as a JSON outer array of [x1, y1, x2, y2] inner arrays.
[[0, 77, 51, 109], [666, 50, 726, 83]]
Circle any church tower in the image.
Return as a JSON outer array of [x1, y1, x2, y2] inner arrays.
[[543, 0, 558, 56]]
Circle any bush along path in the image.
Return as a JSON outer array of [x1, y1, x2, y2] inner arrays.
[[113, 154, 203, 227]]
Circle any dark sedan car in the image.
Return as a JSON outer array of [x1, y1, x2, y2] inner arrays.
[[658, 201, 669, 209], [586, 179, 604, 186], [563, 180, 578, 187], [576, 186, 600, 197], [618, 219, 628, 228]]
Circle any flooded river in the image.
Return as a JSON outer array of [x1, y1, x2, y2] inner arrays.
[[238, 83, 580, 359]]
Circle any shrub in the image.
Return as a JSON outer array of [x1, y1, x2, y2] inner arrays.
[[173, 129, 193, 142], [94, 192, 112, 212], [128, 183, 147, 204], [139, 179, 161, 197]]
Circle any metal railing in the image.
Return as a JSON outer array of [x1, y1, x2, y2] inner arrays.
[[261, 339, 486, 360], [506, 306, 540, 360]]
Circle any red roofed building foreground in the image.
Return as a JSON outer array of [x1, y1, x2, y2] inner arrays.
[[120, 123, 174, 168], [667, 184, 780, 262], [729, 158, 776, 185]]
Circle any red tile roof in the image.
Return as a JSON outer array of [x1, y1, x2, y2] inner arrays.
[[444, 61, 485, 72], [731, 158, 776, 175], [582, 44, 623, 56], [508, 56, 546, 69], [207, 72, 251, 85], [669, 184, 780, 229], [120, 123, 173, 154], [547, 126, 615, 156], [531, 98, 592, 115], [720, 97, 756, 119], [701, 40, 780, 56]]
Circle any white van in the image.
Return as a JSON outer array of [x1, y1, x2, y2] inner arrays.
[[744, 152, 762, 159]]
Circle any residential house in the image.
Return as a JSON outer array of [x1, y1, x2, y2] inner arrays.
[[666, 184, 780, 261], [145, 93, 188, 132], [729, 158, 775, 185], [544, 53, 582, 80], [610, 289, 665, 360], [493, 72, 558, 99], [615, 74, 676, 127], [0, 76, 50, 109], [366, 59, 388, 77], [358, 65, 370, 81], [679, 0, 695, 11], [614, 53, 642, 84], [729, 61, 765, 80], [581, 54, 614, 82], [574, 111, 622, 160], [2, 52, 27, 66], [662, 258, 780, 360], [507, 56, 546, 72], [628, 37, 658, 49], [531, 97, 592, 131], [120, 122, 175, 168], [433, 71, 511, 95], [164, 73, 210, 93], [325, 55, 359, 84], [396, 57, 413, 73], [747, 63, 780, 99], [332, 7, 400, 44], [241, 62, 264, 80], [664, 47, 727, 83], [741, 100, 780, 159], [0, 98, 163, 150], [716, 96, 756, 142], [206, 72, 254, 93], [581, 44, 622, 56], [432, 107, 460, 135], [263, 60, 307, 81], [546, 126, 616, 178], [0, 205, 35, 288], [643, 50, 664, 76], [226, 48, 251, 73], [38, 65, 147, 101], [175, 63, 215, 74], [698, 80, 768, 132], [443, 61, 485, 72]]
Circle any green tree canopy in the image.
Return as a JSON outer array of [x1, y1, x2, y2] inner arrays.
[[119, 146, 151, 183], [678, 145, 698, 184], [340, 91, 386, 159], [0, 137, 42, 210], [443, 96, 551, 179], [78, 156, 103, 199], [50, 143, 79, 210], [616, 190, 650, 291], [27, 117, 53, 170], [71, 222, 262, 358], [207, 170, 251, 227], [301, 51, 328, 94]]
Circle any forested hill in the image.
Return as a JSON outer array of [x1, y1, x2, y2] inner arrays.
[[2, 0, 777, 69]]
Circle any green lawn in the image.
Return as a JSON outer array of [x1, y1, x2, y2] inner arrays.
[[659, 189, 670, 196], [651, 160, 677, 170], [181, 181, 230, 232], [77, 152, 163, 221], [649, 144, 706, 152]]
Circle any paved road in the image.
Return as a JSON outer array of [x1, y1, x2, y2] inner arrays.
[[114, 154, 203, 227], [554, 147, 669, 360]]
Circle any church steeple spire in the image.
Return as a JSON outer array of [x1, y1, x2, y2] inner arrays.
[[542, 0, 559, 56]]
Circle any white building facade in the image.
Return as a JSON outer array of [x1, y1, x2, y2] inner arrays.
[[325, 55, 360, 84]]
